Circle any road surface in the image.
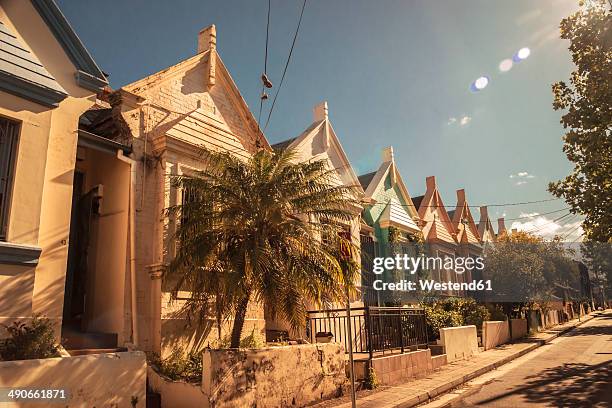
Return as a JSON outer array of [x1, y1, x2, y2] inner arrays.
[[455, 311, 612, 407]]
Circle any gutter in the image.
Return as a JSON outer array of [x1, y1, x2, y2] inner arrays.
[[116, 150, 139, 347]]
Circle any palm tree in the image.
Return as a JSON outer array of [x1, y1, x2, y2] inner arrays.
[[165, 148, 361, 348]]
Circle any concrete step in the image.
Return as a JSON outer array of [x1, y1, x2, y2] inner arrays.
[[67, 347, 128, 356], [62, 330, 118, 350]]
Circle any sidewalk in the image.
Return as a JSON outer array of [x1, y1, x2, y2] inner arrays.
[[316, 313, 597, 408]]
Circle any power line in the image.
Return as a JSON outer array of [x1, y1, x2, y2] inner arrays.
[[258, 0, 272, 127], [263, 0, 307, 131]]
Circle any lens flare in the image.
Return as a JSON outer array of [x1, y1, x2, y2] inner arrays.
[[470, 76, 489, 92], [513, 47, 531, 62], [499, 59, 513, 72]]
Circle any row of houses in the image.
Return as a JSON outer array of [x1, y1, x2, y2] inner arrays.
[[0, 1, 510, 357]]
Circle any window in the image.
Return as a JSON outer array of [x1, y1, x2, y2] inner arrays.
[[0, 117, 19, 241]]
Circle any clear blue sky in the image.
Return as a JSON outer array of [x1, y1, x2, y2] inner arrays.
[[57, 0, 582, 238]]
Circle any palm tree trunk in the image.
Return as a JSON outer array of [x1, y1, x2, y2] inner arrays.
[[230, 295, 250, 348]]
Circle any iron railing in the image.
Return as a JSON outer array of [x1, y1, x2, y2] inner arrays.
[[306, 306, 428, 358]]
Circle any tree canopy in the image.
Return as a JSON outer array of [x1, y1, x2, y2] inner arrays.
[[165, 148, 361, 348], [549, 0, 612, 242]]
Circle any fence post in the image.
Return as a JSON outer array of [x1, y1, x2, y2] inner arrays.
[[399, 310, 405, 353], [365, 306, 373, 359]]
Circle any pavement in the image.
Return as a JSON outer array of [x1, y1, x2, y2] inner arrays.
[[315, 311, 605, 408], [428, 310, 612, 408]]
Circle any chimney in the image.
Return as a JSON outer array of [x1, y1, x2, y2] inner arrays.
[[480, 206, 489, 221], [313, 101, 328, 122], [456, 189, 466, 203], [498, 217, 506, 233], [198, 25, 217, 88], [426, 176, 437, 191], [382, 146, 394, 163]]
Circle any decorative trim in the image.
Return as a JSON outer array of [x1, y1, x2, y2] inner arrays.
[[0, 241, 42, 266], [30, 0, 108, 91], [75, 70, 107, 93], [0, 71, 67, 107]]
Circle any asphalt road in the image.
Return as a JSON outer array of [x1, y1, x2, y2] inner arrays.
[[456, 311, 612, 408]]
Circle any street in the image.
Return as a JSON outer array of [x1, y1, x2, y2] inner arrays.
[[454, 312, 612, 407]]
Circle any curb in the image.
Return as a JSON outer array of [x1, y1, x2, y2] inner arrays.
[[410, 314, 598, 408]]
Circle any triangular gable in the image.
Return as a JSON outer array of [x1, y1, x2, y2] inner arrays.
[[451, 201, 481, 245], [478, 206, 496, 243], [280, 103, 364, 195], [122, 47, 269, 154], [360, 147, 420, 232], [416, 177, 456, 244]]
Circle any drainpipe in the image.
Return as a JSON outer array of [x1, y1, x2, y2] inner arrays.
[[117, 150, 139, 347]]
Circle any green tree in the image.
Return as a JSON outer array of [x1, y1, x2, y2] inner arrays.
[[165, 148, 360, 348], [549, 0, 612, 242], [482, 232, 580, 312]]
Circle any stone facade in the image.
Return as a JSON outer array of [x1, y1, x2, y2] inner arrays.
[[202, 343, 345, 407]]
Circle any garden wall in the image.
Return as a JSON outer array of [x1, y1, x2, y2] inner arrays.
[[438, 325, 479, 362], [482, 321, 510, 350], [0, 351, 146, 407], [147, 366, 207, 408], [202, 343, 345, 407], [370, 349, 447, 385], [510, 318, 528, 340]]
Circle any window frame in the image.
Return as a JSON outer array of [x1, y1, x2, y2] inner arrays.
[[0, 116, 20, 242]]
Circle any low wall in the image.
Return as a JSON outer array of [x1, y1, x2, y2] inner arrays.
[[0, 351, 146, 407], [510, 319, 528, 340], [147, 366, 207, 408], [202, 343, 345, 407], [438, 325, 479, 362], [370, 348, 446, 385], [482, 321, 510, 350]]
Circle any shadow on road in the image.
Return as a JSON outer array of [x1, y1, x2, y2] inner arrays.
[[472, 315, 612, 407]]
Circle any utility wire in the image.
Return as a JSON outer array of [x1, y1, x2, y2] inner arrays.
[[263, 0, 307, 131], [258, 0, 272, 127]]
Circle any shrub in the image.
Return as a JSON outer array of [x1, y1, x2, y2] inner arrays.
[[0, 315, 59, 361], [215, 328, 265, 349], [364, 366, 379, 390], [149, 348, 203, 383], [421, 297, 490, 340]]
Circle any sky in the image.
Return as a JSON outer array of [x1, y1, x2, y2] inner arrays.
[[56, 0, 584, 240]]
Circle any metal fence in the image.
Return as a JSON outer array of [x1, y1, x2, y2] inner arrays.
[[306, 306, 428, 358]]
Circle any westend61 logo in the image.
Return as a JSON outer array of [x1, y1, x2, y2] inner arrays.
[[371, 255, 492, 292]]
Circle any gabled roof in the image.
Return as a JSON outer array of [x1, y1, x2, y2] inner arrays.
[[30, 0, 107, 91], [0, 0, 107, 107], [279, 102, 364, 196], [449, 189, 481, 246], [0, 19, 67, 107], [412, 195, 425, 211], [478, 206, 496, 243], [358, 172, 376, 190], [272, 136, 298, 151], [121, 43, 269, 153], [359, 147, 420, 232], [416, 177, 457, 244]]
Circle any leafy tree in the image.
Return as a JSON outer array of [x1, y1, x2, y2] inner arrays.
[[549, 0, 612, 242], [165, 148, 360, 348], [581, 240, 611, 305], [482, 232, 580, 313]]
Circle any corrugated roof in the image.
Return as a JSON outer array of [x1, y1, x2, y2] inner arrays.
[[0, 19, 66, 96], [412, 195, 424, 211], [271, 137, 298, 151], [358, 171, 376, 190]]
